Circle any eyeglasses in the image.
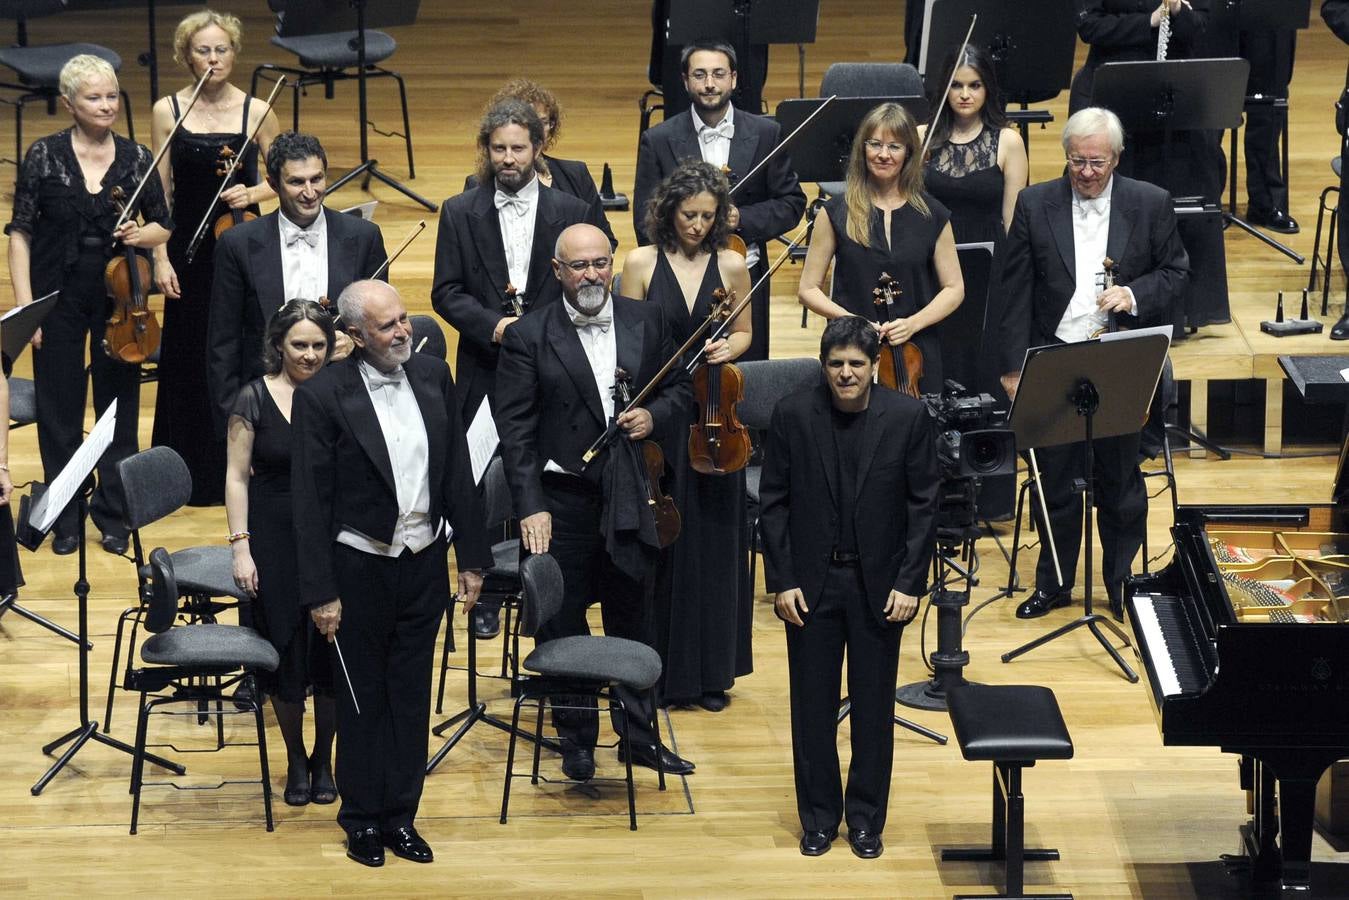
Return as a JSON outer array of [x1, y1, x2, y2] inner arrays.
[[191, 45, 235, 58], [689, 68, 731, 82], [1066, 156, 1113, 172], [863, 139, 906, 155], [561, 257, 612, 273]]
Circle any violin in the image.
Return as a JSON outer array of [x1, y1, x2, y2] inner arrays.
[[103, 186, 161, 364], [719, 166, 749, 258], [501, 282, 525, 317], [208, 144, 259, 240], [1091, 256, 1121, 338], [872, 272, 923, 398], [614, 368, 681, 548], [688, 287, 751, 475]]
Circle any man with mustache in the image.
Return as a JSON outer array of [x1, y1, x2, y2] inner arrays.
[[292, 280, 492, 867], [634, 39, 805, 361], [433, 98, 600, 421], [494, 223, 697, 782]]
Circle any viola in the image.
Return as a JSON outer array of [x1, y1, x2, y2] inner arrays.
[[872, 271, 923, 398], [103, 186, 161, 364], [719, 166, 749, 258], [1092, 256, 1121, 337], [501, 281, 525, 317], [614, 368, 680, 548], [688, 287, 751, 475]]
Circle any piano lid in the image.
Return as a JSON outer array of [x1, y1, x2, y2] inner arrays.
[[1334, 433, 1349, 508]]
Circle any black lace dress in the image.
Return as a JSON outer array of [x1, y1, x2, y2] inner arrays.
[[647, 251, 753, 703], [153, 95, 258, 506]]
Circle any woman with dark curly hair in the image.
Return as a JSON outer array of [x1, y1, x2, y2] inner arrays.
[[621, 160, 752, 711], [225, 298, 336, 807]]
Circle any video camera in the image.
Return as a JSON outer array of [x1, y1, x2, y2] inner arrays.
[[922, 381, 1017, 482]]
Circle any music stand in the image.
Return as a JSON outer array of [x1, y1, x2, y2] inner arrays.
[[999, 330, 1170, 682], [17, 402, 183, 794], [775, 96, 930, 184], [275, 0, 435, 212], [922, 0, 1077, 156]]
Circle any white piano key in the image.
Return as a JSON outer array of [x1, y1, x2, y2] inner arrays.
[[1133, 596, 1183, 697]]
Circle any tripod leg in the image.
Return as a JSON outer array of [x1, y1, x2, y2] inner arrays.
[[893, 715, 947, 745], [32, 722, 98, 795], [1, 599, 89, 647], [1086, 619, 1138, 682]]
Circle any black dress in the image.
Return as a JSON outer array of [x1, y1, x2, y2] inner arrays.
[[647, 251, 752, 702], [231, 379, 331, 702], [823, 192, 951, 394], [153, 95, 258, 506]]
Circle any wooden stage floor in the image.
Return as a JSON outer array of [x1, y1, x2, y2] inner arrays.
[[1, 2, 1348, 897]]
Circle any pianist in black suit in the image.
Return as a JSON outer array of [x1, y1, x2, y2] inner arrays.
[[759, 316, 939, 859], [999, 107, 1189, 622]]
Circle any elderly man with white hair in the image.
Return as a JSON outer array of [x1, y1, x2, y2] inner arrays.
[[998, 106, 1189, 623]]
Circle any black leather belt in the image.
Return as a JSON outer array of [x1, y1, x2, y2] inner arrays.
[[79, 235, 107, 249], [830, 551, 861, 565]]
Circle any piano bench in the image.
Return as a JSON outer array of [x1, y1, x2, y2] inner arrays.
[[942, 684, 1075, 900]]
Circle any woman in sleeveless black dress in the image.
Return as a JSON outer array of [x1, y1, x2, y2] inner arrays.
[[151, 11, 279, 506], [799, 104, 964, 396], [621, 161, 753, 710], [225, 301, 336, 807]]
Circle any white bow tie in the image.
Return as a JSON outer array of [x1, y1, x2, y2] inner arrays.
[[571, 313, 611, 332], [1076, 197, 1107, 218], [286, 228, 318, 248], [367, 367, 406, 390], [700, 120, 733, 144], [494, 189, 530, 217]]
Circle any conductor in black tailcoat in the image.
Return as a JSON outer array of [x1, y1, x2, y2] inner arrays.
[[759, 316, 940, 860], [432, 99, 598, 420], [292, 280, 491, 868], [634, 39, 805, 361]]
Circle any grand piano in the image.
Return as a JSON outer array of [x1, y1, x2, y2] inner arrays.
[[1126, 482, 1349, 893]]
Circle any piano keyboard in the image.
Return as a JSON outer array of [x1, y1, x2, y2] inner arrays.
[[1132, 594, 1210, 697]]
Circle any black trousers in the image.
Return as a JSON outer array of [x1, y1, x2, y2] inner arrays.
[[744, 256, 771, 362], [1241, 28, 1297, 215], [785, 562, 902, 835], [330, 539, 447, 833], [536, 474, 659, 752], [33, 254, 140, 539], [1030, 431, 1147, 604]]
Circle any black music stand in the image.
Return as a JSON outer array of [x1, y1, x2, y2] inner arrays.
[[999, 331, 1170, 682], [775, 95, 930, 184], [922, 0, 1077, 157], [18, 402, 183, 794], [275, 0, 434, 211], [66, 1, 205, 105]]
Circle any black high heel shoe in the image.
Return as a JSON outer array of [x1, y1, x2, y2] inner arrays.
[[284, 761, 311, 806], [309, 755, 337, 805]]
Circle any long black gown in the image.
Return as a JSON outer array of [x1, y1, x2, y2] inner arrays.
[[823, 192, 951, 395], [231, 379, 331, 702], [153, 95, 258, 506], [647, 251, 752, 703]]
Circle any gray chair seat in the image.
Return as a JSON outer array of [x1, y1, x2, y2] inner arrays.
[[141, 623, 279, 670], [745, 465, 761, 505], [0, 42, 120, 85], [488, 538, 520, 577], [524, 635, 662, 691], [819, 180, 845, 198], [1334, 157, 1342, 178], [271, 31, 395, 69], [9, 376, 35, 425], [139, 545, 246, 601]]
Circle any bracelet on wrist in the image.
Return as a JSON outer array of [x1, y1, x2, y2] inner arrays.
[[227, 531, 250, 544]]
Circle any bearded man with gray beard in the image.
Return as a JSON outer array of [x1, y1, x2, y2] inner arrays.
[[494, 223, 697, 782]]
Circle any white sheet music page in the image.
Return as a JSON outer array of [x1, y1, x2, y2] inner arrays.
[[30, 399, 118, 535], [466, 397, 499, 485]]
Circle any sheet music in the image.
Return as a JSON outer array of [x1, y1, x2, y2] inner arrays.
[[466, 397, 499, 486], [340, 200, 379, 221], [30, 400, 117, 535]]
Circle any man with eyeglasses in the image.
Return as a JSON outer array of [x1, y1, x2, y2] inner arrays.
[[494, 223, 697, 781], [634, 38, 806, 361], [998, 107, 1189, 623], [432, 99, 600, 422]]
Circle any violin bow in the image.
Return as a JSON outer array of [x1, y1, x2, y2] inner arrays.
[[184, 76, 288, 263], [368, 219, 427, 281], [728, 94, 837, 198], [113, 65, 215, 232], [917, 15, 979, 165]]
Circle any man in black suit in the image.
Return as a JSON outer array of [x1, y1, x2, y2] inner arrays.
[[634, 39, 806, 361], [1325, 1, 1349, 308], [432, 99, 598, 421], [494, 223, 695, 781], [999, 107, 1189, 621], [293, 279, 491, 868], [759, 316, 939, 860], [208, 132, 387, 436]]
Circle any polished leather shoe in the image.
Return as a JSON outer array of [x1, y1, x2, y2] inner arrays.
[[346, 827, 385, 867], [561, 745, 596, 782], [1331, 311, 1349, 341], [697, 691, 730, 712], [618, 742, 695, 776], [383, 825, 433, 863], [100, 533, 128, 555], [848, 829, 884, 859], [232, 677, 258, 712], [1247, 207, 1300, 234], [1015, 589, 1071, 620], [799, 828, 837, 856], [469, 599, 501, 639], [52, 535, 78, 556]]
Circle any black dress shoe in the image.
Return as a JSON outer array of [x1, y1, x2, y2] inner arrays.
[[697, 691, 730, 712], [1248, 207, 1300, 234], [1107, 594, 1125, 623], [618, 742, 695, 776], [799, 828, 837, 856], [52, 535, 78, 555], [100, 533, 128, 555], [232, 677, 258, 712], [1015, 589, 1071, 620], [848, 829, 884, 859], [561, 745, 596, 782], [469, 599, 501, 639], [1331, 311, 1349, 341], [382, 825, 433, 863], [346, 827, 385, 867]]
